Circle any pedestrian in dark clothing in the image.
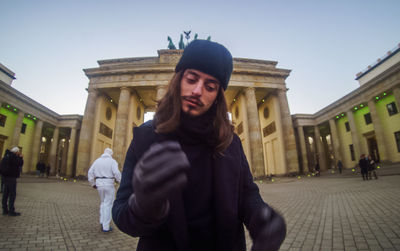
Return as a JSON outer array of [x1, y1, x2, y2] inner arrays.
[[1, 147, 22, 216], [367, 155, 378, 180], [0, 150, 9, 193], [36, 160, 46, 177], [359, 154, 369, 181], [112, 40, 286, 251], [46, 163, 50, 177], [315, 162, 320, 176], [0, 173, 3, 193], [337, 160, 343, 174]]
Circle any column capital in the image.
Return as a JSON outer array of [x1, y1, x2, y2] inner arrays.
[[277, 87, 288, 93], [244, 87, 256, 93], [156, 85, 167, 90], [156, 85, 167, 101], [87, 87, 98, 94]]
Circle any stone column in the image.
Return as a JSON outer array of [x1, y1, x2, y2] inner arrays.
[[61, 139, 69, 176], [346, 111, 361, 162], [297, 126, 309, 173], [272, 95, 287, 174], [329, 119, 342, 164], [393, 87, 400, 114], [66, 127, 77, 177], [368, 99, 389, 161], [277, 89, 299, 173], [113, 87, 131, 168], [48, 127, 59, 175], [156, 85, 167, 101], [30, 120, 43, 173], [76, 89, 98, 177], [10, 110, 24, 147], [305, 132, 313, 168], [314, 125, 328, 171], [244, 87, 265, 177]]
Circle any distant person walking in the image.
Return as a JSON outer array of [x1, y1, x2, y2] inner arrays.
[[0, 147, 23, 216], [359, 154, 369, 181], [88, 148, 121, 232], [36, 160, 46, 177], [367, 155, 378, 180], [45, 163, 50, 178], [337, 160, 343, 174]]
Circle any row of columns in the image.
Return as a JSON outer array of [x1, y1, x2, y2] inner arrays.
[[1, 104, 77, 176], [76, 85, 300, 177], [77, 85, 169, 176], [297, 86, 400, 171]]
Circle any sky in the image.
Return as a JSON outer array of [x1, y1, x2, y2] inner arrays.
[[1, 0, 399, 116]]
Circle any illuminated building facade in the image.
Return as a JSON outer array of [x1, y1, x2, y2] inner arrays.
[[292, 44, 400, 172], [0, 64, 82, 176]]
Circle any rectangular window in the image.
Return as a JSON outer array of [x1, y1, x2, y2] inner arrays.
[[345, 122, 350, 132], [395, 131, 400, 153], [349, 144, 355, 161], [99, 122, 113, 139], [0, 114, 6, 127], [387, 102, 398, 116], [364, 113, 372, 125], [20, 123, 27, 134], [263, 121, 276, 137]]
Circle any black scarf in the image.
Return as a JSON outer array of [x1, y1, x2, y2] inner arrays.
[[177, 105, 218, 249], [177, 104, 217, 147]]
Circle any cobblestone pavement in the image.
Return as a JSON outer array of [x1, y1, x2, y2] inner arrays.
[[1, 168, 400, 251]]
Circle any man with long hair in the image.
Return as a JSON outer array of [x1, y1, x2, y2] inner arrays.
[[112, 40, 286, 250]]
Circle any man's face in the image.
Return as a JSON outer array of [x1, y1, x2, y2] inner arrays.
[[180, 69, 220, 117]]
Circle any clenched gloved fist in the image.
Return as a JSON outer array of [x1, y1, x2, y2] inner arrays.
[[129, 141, 189, 223], [250, 206, 286, 251]]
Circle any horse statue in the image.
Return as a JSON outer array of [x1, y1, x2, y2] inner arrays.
[[167, 36, 176, 49]]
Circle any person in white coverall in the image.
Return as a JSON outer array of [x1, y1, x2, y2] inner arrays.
[[88, 148, 121, 232]]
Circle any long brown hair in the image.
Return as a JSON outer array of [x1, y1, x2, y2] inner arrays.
[[155, 71, 234, 155]]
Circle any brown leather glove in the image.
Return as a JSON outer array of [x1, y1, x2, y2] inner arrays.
[[129, 141, 189, 223], [250, 206, 286, 251]]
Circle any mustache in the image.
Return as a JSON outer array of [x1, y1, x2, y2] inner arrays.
[[182, 96, 204, 107]]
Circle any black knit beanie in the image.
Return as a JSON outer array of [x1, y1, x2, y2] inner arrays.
[[175, 40, 233, 90]]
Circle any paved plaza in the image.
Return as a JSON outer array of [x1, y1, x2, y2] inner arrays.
[[1, 166, 400, 251]]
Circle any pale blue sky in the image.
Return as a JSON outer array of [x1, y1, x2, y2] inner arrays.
[[1, 0, 399, 115]]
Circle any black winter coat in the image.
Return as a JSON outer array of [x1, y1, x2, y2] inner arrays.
[[112, 121, 267, 251], [359, 158, 369, 174], [0, 152, 21, 178]]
